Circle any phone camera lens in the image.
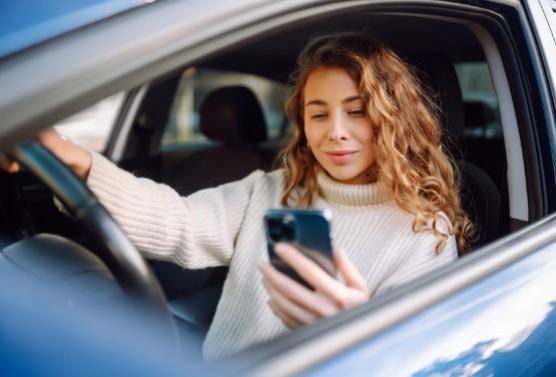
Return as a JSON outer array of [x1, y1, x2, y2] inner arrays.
[[281, 224, 294, 241], [267, 216, 295, 242]]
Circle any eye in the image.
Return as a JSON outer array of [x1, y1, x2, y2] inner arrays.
[[310, 112, 327, 120], [348, 109, 366, 117]]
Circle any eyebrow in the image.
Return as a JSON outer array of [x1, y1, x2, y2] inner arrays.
[[305, 96, 363, 107]]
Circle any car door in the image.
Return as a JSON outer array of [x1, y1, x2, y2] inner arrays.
[[230, 214, 556, 376]]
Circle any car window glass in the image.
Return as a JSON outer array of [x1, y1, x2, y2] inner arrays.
[[455, 61, 509, 240], [54, 92, 124, 152], [455, 62, 502, 139], [161, 68, 288, 149]]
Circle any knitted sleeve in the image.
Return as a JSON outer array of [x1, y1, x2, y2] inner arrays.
[[374, 218, 458, 296], [86, 151, 261, 269]]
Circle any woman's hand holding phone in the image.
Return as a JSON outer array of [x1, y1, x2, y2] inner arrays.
[[259, 243, 369, 329]]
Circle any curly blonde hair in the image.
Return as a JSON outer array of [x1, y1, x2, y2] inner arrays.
[[278, 33, 475, 253]]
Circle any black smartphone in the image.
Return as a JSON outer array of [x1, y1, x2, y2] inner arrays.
[[264, 208, 336, 287]]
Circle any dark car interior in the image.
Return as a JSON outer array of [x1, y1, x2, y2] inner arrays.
[[0, 10, 512, 356], [109, 13, 510, 347]]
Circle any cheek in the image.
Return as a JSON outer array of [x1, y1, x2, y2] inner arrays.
[[352, 121, 375, 144], [304, 124, 321, 147]]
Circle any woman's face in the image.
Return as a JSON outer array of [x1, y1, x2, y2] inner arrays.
[[303, 66, 377, 184]]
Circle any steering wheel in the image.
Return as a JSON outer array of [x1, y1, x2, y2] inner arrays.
[[10, 142, 177, 335]]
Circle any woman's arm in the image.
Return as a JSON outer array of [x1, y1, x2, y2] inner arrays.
[[5, 129, 258, 269], [375, 233, 458, 296], [84, 151, 261, 268]]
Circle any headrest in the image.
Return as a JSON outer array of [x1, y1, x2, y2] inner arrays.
[[410, 54, 465, 143], [464, 101, 496, 128], [199, 86, 268, 143]]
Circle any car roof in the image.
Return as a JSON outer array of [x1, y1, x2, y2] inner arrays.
[[0, 0, 145, 59], [0, 0, 276, 151], [202, 12, 485, 84]]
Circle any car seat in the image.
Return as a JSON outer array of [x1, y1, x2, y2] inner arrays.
[[150, 86, 273, 349], [410, 54, 502, 250], [164, 85, 272, 195]]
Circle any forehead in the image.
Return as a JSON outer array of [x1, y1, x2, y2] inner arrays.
[[303, 67, 361, 103]]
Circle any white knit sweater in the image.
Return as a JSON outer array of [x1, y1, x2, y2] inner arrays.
[[86, 152, 457, 359]]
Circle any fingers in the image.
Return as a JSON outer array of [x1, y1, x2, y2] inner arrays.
[[260, 245, 371, 326], [36, 128, 62, 149], [36, 128, 72, 161], [260, 262, 337, 318], [273, 243, 345, 304], [268, 300, 301, 329], [35, 128, 92, 179], [334, 248, 368, 292], [0, 128, 69, 175], [263, 278, 317, 326], [0, 155, 20, 173]]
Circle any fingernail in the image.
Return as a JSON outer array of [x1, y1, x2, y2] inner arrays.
[[274, 243, 286, 255]]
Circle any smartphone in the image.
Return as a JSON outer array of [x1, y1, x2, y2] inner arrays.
[[264, 208, 336, 287]]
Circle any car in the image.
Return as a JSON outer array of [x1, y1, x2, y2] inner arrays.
[[1, 0, 556, 375]]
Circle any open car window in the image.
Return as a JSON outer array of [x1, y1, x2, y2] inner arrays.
[[54, 92, 124, 152], [456, 62, 502, 139], [162, 68, 288, 150]]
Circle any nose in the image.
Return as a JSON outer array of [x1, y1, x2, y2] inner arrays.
[[327, 111, 348, 141]]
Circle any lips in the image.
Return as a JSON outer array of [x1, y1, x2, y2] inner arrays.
[[324, 150, 357, 165]]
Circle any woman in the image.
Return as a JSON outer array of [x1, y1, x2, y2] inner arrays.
[[259, 33, 473, 332], [1, 33, 473, 359]]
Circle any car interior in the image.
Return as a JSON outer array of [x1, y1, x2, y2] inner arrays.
[[0, 8, 531, 359]]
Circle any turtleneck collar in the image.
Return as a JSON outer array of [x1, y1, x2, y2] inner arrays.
[[316, 172, 392, 206]]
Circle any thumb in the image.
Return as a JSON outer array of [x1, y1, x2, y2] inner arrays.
[[334, 248, 367, 292]]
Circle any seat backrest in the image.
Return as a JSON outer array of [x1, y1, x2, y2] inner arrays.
[[200, 85, 268, 144], [165, 85, 272, 195], [411, 54, 501, 250], [148, 86, 274, 332]]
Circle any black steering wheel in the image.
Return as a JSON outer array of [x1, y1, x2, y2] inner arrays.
[[10, 142, 177, 333]]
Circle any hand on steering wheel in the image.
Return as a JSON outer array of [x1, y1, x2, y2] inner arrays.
[[8, 140, 178, 343]]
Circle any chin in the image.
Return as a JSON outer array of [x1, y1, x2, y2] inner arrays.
[[326, 169, 361, 183]]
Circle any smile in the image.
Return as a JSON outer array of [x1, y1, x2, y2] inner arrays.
[[324, 150, 357, 165]]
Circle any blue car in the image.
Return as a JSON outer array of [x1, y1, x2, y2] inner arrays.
[[1, 0, 556, 375]]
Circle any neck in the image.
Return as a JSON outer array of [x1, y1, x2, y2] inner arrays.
[[323, 164, 379, 185], [316, 171, 392, 206]]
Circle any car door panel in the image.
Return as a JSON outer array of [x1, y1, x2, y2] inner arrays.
[[305, 220, 556, 376]]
